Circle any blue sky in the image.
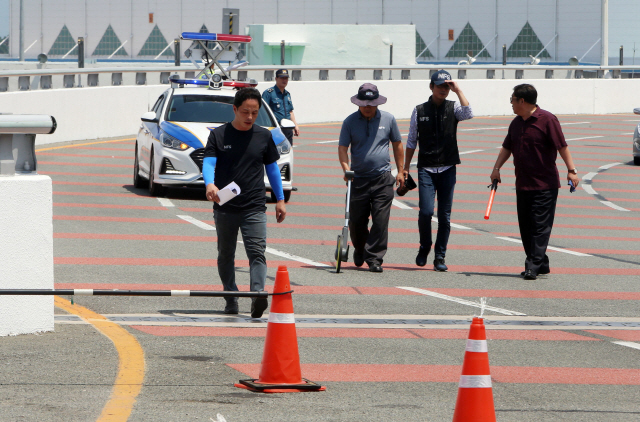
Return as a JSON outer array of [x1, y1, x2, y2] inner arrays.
[[0, 0, 9, 37]]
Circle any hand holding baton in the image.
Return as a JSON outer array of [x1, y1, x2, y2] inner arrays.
[[484, 179, 499, 220]]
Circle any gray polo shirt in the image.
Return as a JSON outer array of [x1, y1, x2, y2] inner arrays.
[[339, 109, 402, 178]]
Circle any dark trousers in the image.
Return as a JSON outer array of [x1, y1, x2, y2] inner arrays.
[[417, 166, 456, 258], [349, 172, 394, 265], [213, 210, 267, 303], [516, 189, 558, 274], [282, 128, 294, 145]]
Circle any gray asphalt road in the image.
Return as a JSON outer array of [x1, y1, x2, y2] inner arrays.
[[1, 113, 640, 422]]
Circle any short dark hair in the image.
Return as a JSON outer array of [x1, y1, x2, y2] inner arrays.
[[234, 88, 262, 108], [512, 84, 537, 105]]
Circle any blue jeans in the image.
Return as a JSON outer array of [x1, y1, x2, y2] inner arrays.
[[213, 210, 267, 294], [417, 166, 457, 258]]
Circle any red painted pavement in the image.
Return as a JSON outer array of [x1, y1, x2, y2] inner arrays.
[[132, 326, 597, 341], [586, 331, 640, 342], [227, 364, 640, 384]]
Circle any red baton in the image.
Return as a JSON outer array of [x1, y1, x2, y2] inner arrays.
[[484, 179, 499, 220]]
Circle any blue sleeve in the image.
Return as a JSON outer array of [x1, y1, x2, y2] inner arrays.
[[203, 156, 216, 186], [265, 161, 284, 201]]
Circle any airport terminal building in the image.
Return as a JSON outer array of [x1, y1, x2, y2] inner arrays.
[[1, 0, 640, 65]]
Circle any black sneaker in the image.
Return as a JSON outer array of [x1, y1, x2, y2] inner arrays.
[[523, 269, 537, 280], [415, 246, 430, 267], [251, 296, 269, 318], [521, 267, 549, 276], [353, 250, 365, 267], [433, 258, 448, 272], [224, 298, 238, 314]]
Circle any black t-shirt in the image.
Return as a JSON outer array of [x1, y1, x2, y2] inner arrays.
[[204, 123, 280, 213]]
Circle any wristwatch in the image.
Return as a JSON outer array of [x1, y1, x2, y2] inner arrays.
[[568, 168, 577, 174]]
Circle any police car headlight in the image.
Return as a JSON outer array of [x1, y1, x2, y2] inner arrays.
[[160, 131, 189, 150], [276, 139, 291, 155]]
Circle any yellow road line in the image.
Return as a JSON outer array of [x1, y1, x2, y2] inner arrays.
[[54, 297, 145, 422], [36, 138, 136, 153]]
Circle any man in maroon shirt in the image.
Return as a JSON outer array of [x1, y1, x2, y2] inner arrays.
[[490, 84, 579, 280]]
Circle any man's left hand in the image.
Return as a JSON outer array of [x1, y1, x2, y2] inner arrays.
[[275, 200, 287, 223], [395, 172, 405, 188], [568, 172, 580, 189], [294, 126, 300, 137]]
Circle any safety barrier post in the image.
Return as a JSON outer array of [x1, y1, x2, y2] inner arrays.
[[0, 114, 57, 336]]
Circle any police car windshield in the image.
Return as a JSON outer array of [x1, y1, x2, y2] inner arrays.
[[166, 95, 275, 126]]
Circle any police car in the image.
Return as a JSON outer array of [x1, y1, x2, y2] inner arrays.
[[132, 33, 295, 201], [633, 108, 640, 165]]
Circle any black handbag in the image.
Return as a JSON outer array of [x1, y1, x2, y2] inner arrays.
[[396, 173, 417, 196]]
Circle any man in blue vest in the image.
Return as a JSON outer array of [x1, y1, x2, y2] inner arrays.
[[403, 70, 473, 272], [262, 69, 300, 144]]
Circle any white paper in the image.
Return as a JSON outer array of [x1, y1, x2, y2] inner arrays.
[[217, 181, 241, 205]]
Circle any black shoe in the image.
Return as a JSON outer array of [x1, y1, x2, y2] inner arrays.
[[353, 250, 364, 267], [368, 263, 383, 273], [433, 258, 448, 272], [224, 298, 239, 314], [521, 267, 549, 276], [415, 246, 430, 267], [251, 296, 269, 318], [523, 269, 537, 280]]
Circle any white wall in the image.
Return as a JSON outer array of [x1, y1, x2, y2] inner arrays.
[[1, 78, 638, 146]]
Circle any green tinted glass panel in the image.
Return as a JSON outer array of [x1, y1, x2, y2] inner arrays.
[[193, 24, 209, 50], [416, 31, 433, 59], [138, 25, 173, 56], [48, 25, 76, 56], [507, 21, 551, 58], [0, 36, 8, 54], [445, 22, 490, 59], [92, 25, 127, 56]]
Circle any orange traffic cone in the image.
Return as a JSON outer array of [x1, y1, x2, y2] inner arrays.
[[235, 265, 326, 393], [452, 317, 496, 422]]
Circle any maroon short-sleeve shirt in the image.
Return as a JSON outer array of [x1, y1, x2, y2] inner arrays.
[[502, 107, 568, 191]]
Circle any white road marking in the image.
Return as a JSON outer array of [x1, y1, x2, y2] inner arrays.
[[177, 215, 216, 231], [566, 136, 604, 141], [599, 162, 622, 170], [460, 149, 484, 155], [460, 126, 509, 132], [397, 286, 526, 316], [612, 341, 640, 351], [562, 121, 591, 126], [582, 184, 598, 195], [157, 198, 174, 207], [582, 172, 598, 181], [392, 199, 414, 210], [264, 246, 331, 267], [431, 216, 472, 230], [600, 201, 630, 212], [317, 139, 339, 144], [496, 237, 590, 256]]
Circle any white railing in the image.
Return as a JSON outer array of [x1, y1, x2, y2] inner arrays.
[[1, 63, 640, 92]]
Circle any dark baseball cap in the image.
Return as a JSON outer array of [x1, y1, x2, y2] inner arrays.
[[350, 83, 387, 107], [431, 69, 452, 85], [276, 69, 290, 78]]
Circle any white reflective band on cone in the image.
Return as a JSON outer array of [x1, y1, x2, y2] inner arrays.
[[74, 289, 94, 296], [267, 312, 296, 324], [170, 290, 190, 296], [459, 375, 492, 388], [466, 339, 488, 353]]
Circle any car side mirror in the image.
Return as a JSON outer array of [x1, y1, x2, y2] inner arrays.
[[634, 108, 640, 115], [141, 111, 158, 123], [279, 118, 295, 129]]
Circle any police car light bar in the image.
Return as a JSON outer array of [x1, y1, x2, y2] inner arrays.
[[168, 75, 258, 89], [181, 32, 252, 43]]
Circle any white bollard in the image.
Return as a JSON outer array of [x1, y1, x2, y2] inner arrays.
[[0, 114, 56, 336]]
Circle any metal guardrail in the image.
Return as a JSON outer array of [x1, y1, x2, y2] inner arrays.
[[1, 64, 640, 92]]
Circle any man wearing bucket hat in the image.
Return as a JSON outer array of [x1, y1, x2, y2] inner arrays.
[[262, 69, 300, 144], [338, 83, 405, 273], [403, 70, 473, 272]]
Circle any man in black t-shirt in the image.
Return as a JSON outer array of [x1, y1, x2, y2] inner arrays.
[[202, 88, 286, 318]]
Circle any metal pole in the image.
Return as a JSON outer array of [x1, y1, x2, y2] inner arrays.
[[502, 44, 507, 65], [19, 0, 24, 61], [78, 37, 84, 68], [174, 38, 180, 66], [620, 45, 623, 66], [601, 0, 608, 66], [281, 40, 285, 65]]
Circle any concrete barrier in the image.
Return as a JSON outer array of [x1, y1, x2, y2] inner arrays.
[[0, 78, 638, 146]]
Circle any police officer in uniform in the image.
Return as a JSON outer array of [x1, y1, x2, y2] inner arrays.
[[262, 69, 300, 144]]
